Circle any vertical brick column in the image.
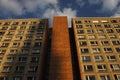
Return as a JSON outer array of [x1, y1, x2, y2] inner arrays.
[[48, 16, 73, 80]]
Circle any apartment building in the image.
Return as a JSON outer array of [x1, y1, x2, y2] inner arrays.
[[72, 17, 120, 80], [0, 18, 48, 80]]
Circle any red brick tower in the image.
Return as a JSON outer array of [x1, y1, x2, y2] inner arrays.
[[48, 16, 73, 80]]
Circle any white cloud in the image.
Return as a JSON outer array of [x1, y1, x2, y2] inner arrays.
[[0, 0, 58, 15], [112, 7, 120, 17], [43, 7, 77, 27]]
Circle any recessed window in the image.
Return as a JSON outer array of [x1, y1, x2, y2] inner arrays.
[[28, 66, 38, 72], [0, 50, 6, 54], [100, 75, 110, 80], [32, 49, 40, 54], [16, 66, 25, 73], [27, 31, 34, 35], [1, 26, 8, 30], [84, 65, 93, 71], [104, 48, 112, 53], [90, 41, 98, 46], [116, 29, 120, 33], [97, 65, 107, 71], [75, 20, 81, 24], [25, 36, 32, 40], [86, 75, 96, 80], [22, 22, 28, 25], [101, 41, 109, 46], [35, 36, 43, 40], [12, 43, 20, 47], [98, 35, 107, 39], [76, 25, 83, 28], [4, 36, 12, 41], [110, 64, 120, 71], [13, 76, 22, 80], [10, 26, 17, 30], [27, 76, 37, 80], [10, 50, 17, 55], [34, 42, 41, 47], [114, 24, 120, 28], [112, 40, 120, 45], [29, 26, 36, 30], [94, 56, 103, 62], [115, 47, 120, 53], [23, 42, 31, 47], [84, 20, 90, 24], [114, 74, 120, 80], [104, 24, 111, 28], [106, 29, 114, 33], [109, 34, 117, 39], [88, 35, 96, 39], [1, 43, 9, 47], [107, 56, 116, 61], [17, 31, 24, 35], [79, 41, 87, 46], [111, 20, 117, 23], [95, 25, 102, 28], [78, 35, 86, 40], [20, 49, 29, 54], [12, 22, 19, 25], [97, 29, 104, 33], [7, 31, 14, 35], [31, 57, 39, 63], [77, 30, 84, 34], [80, 48, 89, 53], [87, 29, 94, 33], [19, 26, 26, 30], [6, 57, 14, 62], [92, 48, 100, 53], [18, 57, 27, 62], [85, 25, 92, 28], [2, 66, 11, 72], [82, 56, 91, 62], [15, 36, 22, 41]]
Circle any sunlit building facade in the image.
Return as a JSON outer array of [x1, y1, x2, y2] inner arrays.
[[0, 19, 48, 80], [72, 17, 120, 80]]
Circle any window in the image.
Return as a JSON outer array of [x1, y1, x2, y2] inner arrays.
[[6, 57, 14, 62], [10, 26, 17, 30], [100, 75, 110, 80], [31, 57, 39, 63], [114, 24, 120, 28], [107, 56, 116, 61], [88, 35, 96, 39], [20, 49, 29, 54], [114, 74, 120, 80], [78, 35, 85, 40], [109, 34, 117, 39], [110, 64, 120, 71], [12, 22, 19, 25], [90, 41, 98, 46], [18, 57, 27, 62], [14, 36, 22, 41], [28, 66, 38, 72], [22, 22, 28, 25], [4, 22, 10, 25], [81, 48, 89, 53], [101, 41, 109, 46], [84, 20, 90, 23], [98, 35, 107, 39], [34, 42, 41, 47], [0, 50, 6, 54], [92, 48, 100, 53], [19, 26, 26, 30], [97, 65, 107, 71], [87, 29, 94, 33], [25, 36, 32, 40], [1, 43, 9, 47], [17, 31, 24, 35], [7, 31, 14, 35], [86, 75, 95, 80], [97, 29, 104, 33], [10, 50, 17, 55], [27, 31, 34, 35], [30, 21, 37, 25], [94, 56, 103, 61], [77, 30, 84, 34], [27, 76, 36, 80], [104, 48, 112, 53], [95, 25, 102, 28], [84, 65, 93, 71], [79, 41, 87, 46], [23, 42, 31, 47], [115, 47, 120, 53], [85, 25, 92, 28], [116, 29, 120, 33], [12, 43, 20, 47], [76, 25, 83, 28], [32, 49, 40, 54], [4, 36, 12, 41], [13, 76, 22, 80], [111, 20, 117, 23], [104, 24, 111, 28], [29, 26, 36, 30], [112, 40, 120, 45], [16, 66, 24, 73], [82, 56, 91, 62], [35, 36, 43, 40], [106, 29, 114, 33], [2, 66, 11, 72], [0, 32, 5, 35], [1, 26, 8, 30], [36, 30, 43, 34], [75, 20, 81, 24]]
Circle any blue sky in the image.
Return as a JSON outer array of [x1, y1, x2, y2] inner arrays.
[[0, 0, 120, 26]]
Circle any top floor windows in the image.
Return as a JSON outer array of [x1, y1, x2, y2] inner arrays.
[[75, 20, 81, 24]]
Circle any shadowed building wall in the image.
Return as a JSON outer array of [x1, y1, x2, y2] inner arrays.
[[48, 16, 73, 80]]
